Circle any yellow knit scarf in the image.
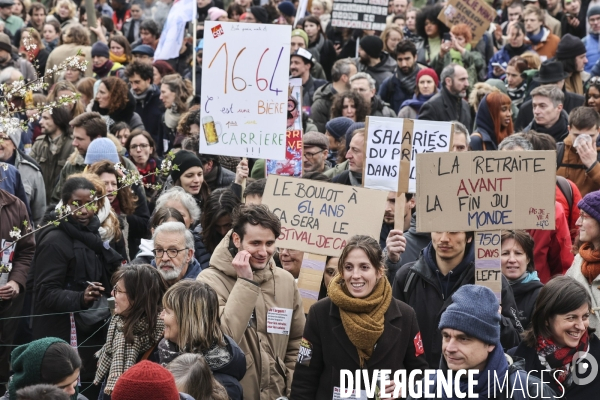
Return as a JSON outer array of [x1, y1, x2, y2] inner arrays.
[[328, 277, 392, 367], [110, 52, 128, 64]]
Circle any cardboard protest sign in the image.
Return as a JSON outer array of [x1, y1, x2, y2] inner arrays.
[[406, 120, 453, 194], [297, 254, 327, 314], [266, 78, 303, 177], [363, 116, 412, 192], [262, 176, 387, 256], [474, 231, 502, 301], [416, 151, 556, 232], [437, 0, 496, 45], [199, 22, 291, 159], [331, 0, 388, 31]]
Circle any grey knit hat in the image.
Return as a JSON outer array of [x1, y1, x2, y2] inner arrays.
[[439, 285, 501, 345]]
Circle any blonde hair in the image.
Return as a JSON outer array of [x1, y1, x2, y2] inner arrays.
[[162, 281, 225, 352], [380, 26, 404, 54], [55, 0, 76, 19], [167, 354, 229, 400], [521, 51, 542, 70]]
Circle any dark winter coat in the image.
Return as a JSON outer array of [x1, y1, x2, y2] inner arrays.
[[418, 86, 472, 129], [311, 82, 337, 133], [509, 277, 543, 330], [92, 92, 145, 132], [392, 242, 523, 368], [370, 95, 396, 117], [470, 94, 501, 151], [302, 75, 328, 108], [125, 183, 150, 259], [290, 297, 429, 400], [131, 85, 165, 149], [378, 67, 420, 114], [355, 52, 396, 91], [308, 34, 337, 81]]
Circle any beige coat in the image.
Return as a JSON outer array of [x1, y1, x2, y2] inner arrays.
[[566, 254, 600, 337], [45, 43, 93, 85], [197, 233, 305, 400]]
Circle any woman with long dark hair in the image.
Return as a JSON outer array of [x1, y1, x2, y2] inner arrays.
[[415, 4, 449, 66], [470, 91, 514, 151], [302, 15, 336, 80], [92, 76, 145, 131]]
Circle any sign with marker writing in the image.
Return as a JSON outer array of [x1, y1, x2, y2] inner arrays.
[[200, 22, 291, 159], [262, 175, 387, 256], [474, 231, 502, 301], [416, 151, 556, 232], [407, 120, 453, 194], [437, 0, 496, 45], [363, 116, 411, 192]]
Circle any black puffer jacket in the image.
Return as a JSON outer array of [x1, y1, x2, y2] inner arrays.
[[92, 91, 145, 131], [509, 277, 543, 330]]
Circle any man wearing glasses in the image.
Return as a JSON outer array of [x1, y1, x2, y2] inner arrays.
[[350, 72, 396, 118], [152, 221, 202, 286], [302, 132, 330, 174]]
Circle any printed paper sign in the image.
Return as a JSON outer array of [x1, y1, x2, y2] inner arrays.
[[474, 231, 502, 301], [363, 116, 412, 192], [200, 22, 291, 159], [438, 0, 496, 45], [331, 0, 388, 31], [416, 151, 556, 232], [262, 175, 387, 256], [266, 307, 293, 335]]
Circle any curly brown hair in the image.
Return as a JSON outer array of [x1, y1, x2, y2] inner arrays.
[[86, 160, 139, 216], [100, 77, 129, 115], [330, 91, 369, 122]]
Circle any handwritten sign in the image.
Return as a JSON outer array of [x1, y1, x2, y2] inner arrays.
[[474, 231, 502, 300], [200, 22, 291, 159], [407, 120, 453, 194], [331, 0, 388, 31], [438, 0, 496, 45], [266, 78, 303, 177], [363, 116, 411, 192], [416, 151, 556, 232], [297, 254, 327, 314], [262, 175, 387, 256]]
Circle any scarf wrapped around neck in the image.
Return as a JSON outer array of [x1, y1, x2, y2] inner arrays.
[[579, 242, 600, 283], [110, 51, 128, 65], [527, 28, 546, 45], [93, 60, 115, 78], [396, 66, 419, 93], [536, 330, 590, 393], [449, 44, 471, 67], [164, 108, 181, 129], [94, 314, 164, 394], [328, 276, 392, 367]]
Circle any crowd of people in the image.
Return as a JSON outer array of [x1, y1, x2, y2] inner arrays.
[[0, 0, 600, 399]]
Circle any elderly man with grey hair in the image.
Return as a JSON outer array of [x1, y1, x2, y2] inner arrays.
[[523, 84, 570, 142], [419, 63, 472, 128], [498, 134, 534, 151], [350, 72, 396, 118], [151, 221, 201, 286]]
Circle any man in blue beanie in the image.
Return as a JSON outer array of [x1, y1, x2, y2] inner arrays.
[[583, 6, 600, 73], [409, 285, 554, 399]]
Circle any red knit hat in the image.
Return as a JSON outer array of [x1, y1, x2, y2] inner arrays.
[[417, 68, 440, 88], [111, 361, 179, 400]]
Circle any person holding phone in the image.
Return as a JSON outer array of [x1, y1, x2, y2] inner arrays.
[[561, 0, 586, 38], [487, 21, 531, 79]]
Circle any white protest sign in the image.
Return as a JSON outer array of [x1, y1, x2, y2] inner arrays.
[[199, 22, 291, 159], [408, 120, 453, 193]]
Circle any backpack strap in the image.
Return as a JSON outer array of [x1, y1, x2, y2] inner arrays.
[[403, 270, 418, 300], [556, 142, 565, 169], [556, 176, 573, 212]]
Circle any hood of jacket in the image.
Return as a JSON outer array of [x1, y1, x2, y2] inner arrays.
[[312, 82, 337, 103], [67, 149, 85, 165], [136, 238, 154, 258], [408, 213, 429, 239], [14, 149, 41, 172], [475, 94, 498, 149], [368, 51, 396, 73]]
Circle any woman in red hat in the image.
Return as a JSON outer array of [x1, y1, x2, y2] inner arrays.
[[397, 67, 439, 119]]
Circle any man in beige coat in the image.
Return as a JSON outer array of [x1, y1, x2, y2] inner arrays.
[[197, 205, 305, 400]]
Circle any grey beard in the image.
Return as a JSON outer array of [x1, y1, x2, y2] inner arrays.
[[158, 256, 187, 281]]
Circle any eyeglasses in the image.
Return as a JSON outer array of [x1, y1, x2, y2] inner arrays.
[[152, 248, 187, 258], [113, 285, 126, 295], [303, 149, 325, 159], [589, 77, 600, 85], [130, 144, 150, 150]]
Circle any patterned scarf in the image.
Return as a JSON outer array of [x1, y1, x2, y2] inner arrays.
[[328, 277, 391, 367], [579, 242, 600, 283], [157, 337, 232, 370], [94, 314, 164, 394], [138, 157, 158, 186], [536, 330, 590, 393]]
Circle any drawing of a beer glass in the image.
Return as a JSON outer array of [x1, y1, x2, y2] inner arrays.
[[202, 116, 221, 145]]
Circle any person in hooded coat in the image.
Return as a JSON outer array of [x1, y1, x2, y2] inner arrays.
[[92, 77, 144, 132], [470, 92, 514, 151]]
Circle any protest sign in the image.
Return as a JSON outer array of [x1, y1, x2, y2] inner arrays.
[[363, 116, 412, 192], [199, 22, 291, 159], [416, 151, 556, 232], [474, 231, 502, 301], [406, 120, 453, 194], [266, 78, 303, 177], [437, 0, 496, 45], [297, 254, 327, 314], [331, 0, 388, 31], [262, 175, 387, 256]]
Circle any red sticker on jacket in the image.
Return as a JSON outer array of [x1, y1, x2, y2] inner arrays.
[[414, 332, 424, 357]]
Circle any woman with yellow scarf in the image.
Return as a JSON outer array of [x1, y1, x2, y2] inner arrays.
[[109, 36, 133, 67], [290, 235, 428, 399]]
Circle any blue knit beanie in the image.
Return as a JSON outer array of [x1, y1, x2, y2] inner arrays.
[[439, 285, 501, 345], [578, 191, 600, 224], [92, 41, 110, 58], [326, 117, 354, 141], [84, 137, 120, 165], [345, 122, 365, 152], [277, 1, 296, 17]]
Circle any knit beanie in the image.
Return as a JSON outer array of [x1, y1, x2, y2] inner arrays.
[[578, 191, 600, 224], [588, 5, 600, 18], [0, 33, 11, 54], [439, 285, 501, 345], [417, 67, 439, 89], [171, 150, 203, 183], [359, 35, 383, 59], [291, 29, 309, 47], [8, 338, 70, 400], [326, 117, 354, 141], [92, 42, 110, 58], [111, 361, 180, 400], [207, 6, 227, 21], [250, 6, 269, 23], [84, 137, 120, 165], [278, 1, 296, 17], [345, 122, 365, 152], [555, 34, 586, 60]]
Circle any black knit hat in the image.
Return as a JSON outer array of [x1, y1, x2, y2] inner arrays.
[[555, 34, 586, 60], [171, 150, 203, 183], [359, 35, 383, 59], [250, 6, 269, 23]]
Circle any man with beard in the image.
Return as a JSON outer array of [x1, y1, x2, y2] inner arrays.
[[419, 64, 472, 128], [126, 61, 164, 146], [152, 221, 202, 286], [290, 48, 326, 108], [379, 40, 421, 114], [355, 35, 395, 90], [302, 131, 329, 174]]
